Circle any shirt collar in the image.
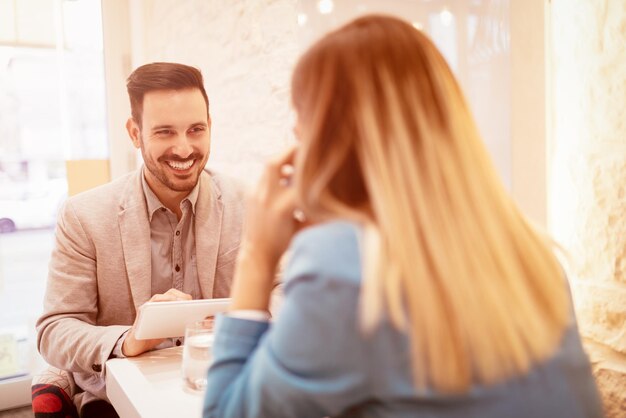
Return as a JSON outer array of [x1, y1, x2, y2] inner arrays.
[[141, 169, 200, 221]]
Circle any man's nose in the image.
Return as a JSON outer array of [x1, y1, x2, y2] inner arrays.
[[171, 134, 193, 158]]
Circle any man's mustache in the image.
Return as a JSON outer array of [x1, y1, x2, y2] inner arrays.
[[158, 152, 203, 162]]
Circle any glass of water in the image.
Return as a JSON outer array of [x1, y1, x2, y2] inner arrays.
[[181, 318, 214, 392]]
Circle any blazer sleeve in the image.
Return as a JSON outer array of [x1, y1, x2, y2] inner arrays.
[[203, 227, 370, 418], [36, 199, 129, 377]]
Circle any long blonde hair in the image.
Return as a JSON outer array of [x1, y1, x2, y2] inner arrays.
[[291, 15, 569, 393]]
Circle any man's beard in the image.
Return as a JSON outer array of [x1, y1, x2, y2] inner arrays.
[[140, 140, 205, 192]]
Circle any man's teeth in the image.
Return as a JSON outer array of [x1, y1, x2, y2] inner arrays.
[[167, 160, 194, 170]]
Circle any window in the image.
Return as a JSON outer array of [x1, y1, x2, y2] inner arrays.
[[0, 0, 107, 408]]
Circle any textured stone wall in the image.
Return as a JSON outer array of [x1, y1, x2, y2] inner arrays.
[[549, 1, 626, 416], [137, 0, 299, 186]]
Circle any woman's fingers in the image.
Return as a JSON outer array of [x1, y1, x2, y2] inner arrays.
[[264, 146, 298, 188], [254, 147, 299, 208], [271, 145, 297, 168], [239, 145, 304, 266]]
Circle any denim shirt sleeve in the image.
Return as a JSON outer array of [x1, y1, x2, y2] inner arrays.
[[203, 222, 369, 418]]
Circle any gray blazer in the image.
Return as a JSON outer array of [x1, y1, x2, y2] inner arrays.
[[36, 168, 245, 409], [204, 221, 603, 418]]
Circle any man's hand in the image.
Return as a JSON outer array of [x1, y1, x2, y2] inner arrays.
[[122, 288, 192, 357]]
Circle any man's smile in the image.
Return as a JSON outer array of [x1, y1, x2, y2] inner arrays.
[[166, 159, 195, 171]]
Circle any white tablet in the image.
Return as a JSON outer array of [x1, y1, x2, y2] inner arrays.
[[134, 298, 231, 340]]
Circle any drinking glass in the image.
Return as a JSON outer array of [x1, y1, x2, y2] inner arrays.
[[181, 318, 214, 392]]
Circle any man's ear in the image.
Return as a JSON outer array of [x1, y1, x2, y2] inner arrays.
[[126, 118, 141, 149]]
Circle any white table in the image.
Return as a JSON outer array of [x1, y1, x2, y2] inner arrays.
[[106, 346, 204, 418]]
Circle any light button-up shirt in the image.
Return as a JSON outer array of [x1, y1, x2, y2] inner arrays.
[[142, 174, 201, 300]]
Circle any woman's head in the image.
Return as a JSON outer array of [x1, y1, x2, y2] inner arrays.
[[291, 15, 569, 392], [291, 14, 466, 222]]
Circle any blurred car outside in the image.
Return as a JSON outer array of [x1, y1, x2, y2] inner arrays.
[[0, 178, 67, 233]]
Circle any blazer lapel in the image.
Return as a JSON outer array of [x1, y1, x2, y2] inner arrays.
[[195, 171, 224, 299], [118, 170, 152, 311]]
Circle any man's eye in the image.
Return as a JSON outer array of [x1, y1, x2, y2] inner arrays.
[[156, 130, 172, 136], [190, 126, 205, 134]]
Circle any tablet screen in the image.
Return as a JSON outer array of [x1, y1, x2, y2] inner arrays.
[[134, 298, 231, 340]]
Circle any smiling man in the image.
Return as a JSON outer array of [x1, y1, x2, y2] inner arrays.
[[34, 63, 245, 417]]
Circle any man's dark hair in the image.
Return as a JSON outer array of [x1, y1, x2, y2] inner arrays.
[[126, 62, 209, 127]]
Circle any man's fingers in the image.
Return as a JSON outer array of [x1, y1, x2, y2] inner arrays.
[[149, 294, 171, 302], [164, 288, 192, 300], [149, 289, 192, 302]]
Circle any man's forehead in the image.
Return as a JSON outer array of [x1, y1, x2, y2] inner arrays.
[[141, 88, 208, 126], [142, 88, 205, 107]]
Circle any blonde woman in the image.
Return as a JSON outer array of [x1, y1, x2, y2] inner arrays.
[[203, 15, 603, 418]]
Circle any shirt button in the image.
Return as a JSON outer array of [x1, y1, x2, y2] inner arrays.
[[91, 364, 102, 373], [176, 339, 181, 346], [175, 265, 180, 272], [175, 230, 180, 236]]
